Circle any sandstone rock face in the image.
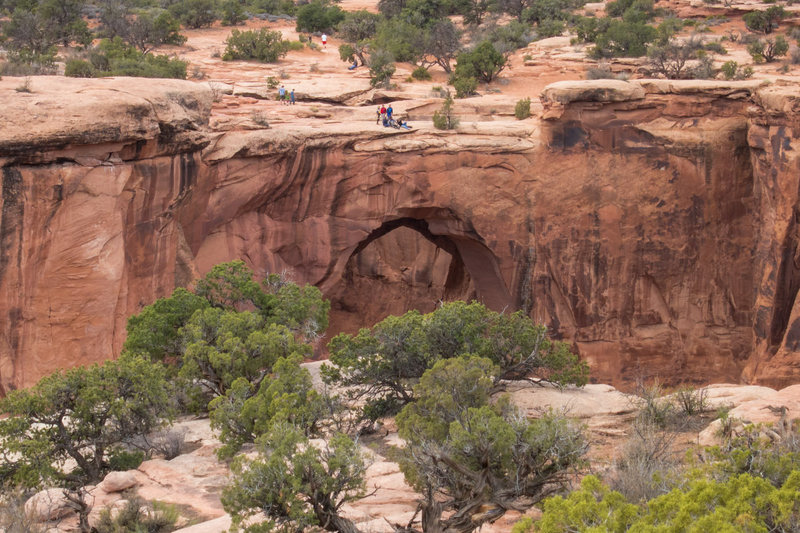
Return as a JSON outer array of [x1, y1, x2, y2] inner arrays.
[[2, 77, 800, 389]]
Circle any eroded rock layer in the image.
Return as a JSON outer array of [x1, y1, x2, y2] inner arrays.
[[1, 76, 799, 391]]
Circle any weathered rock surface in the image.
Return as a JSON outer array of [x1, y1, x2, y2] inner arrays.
[[699, 383, 800, 446], [25, 488, 76, 522], [3, 76, 800, 390], [97, 471, 139, 493]]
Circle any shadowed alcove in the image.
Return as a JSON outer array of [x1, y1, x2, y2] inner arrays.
[[325, 217, 512, 335]]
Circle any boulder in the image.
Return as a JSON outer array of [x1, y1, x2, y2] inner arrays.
[[98, 471, 139, 493], [25, 489, 75, 522]]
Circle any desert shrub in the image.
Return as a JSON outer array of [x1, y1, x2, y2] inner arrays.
[[108, 449, 146, 472], [673, 385, 709, 415], [521, 0, 585, 24], [132, 428, 188, 460], [704, 40, 727, 54], [743, 5, 786, 33], [368, 48, 396, 87], [250, 111, 270, 127], [608, 419, 683, 502], [14, 76, 32, 93], [220, 0, 247, 25], [453, 40, 506, 82], [451, 73, 478, 97], [371, 17, 425, 64], [606, 0, 654, 18], [704, 419, 800, 487], [476, 20, 535, 55], [337, 9, 380, 65], [691, 51, 715, 79], [222, 29, 290, 62], [592, 19, 657, 57], [125, 11, 187, 54], [634, 381, 677, 428], [285, 40, 304, 51], [0, 354, 172, 487], [65, 58, 95, 77], [95, 497, 179, 533], [169, 0, 218, 28], [747, 35, 789, 62], [396, 356, 587, 531], [250, 0, 297, 15], [123, 287, 207, 364], [537, 18, 566, 38], [0, 490, 44, 533], [536, 475, 640, 532], [515, 96, 531, 119], [510, 516, 534, 533], [209, 354, 328, 458], [322, 300, 588, 420], [295, 0, 344, 33], [537, 473, 800, 532], [222, 424, 367, 533], [586, 63, 616, 78], [81, 38, 187, 79], [647, 37, 713, 79], [124, 260, 328, 413], [573, 15, 610, 43], [411, 65, 432, 80], [2, 47, 58, 75]]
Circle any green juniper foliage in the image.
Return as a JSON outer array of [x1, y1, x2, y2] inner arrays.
[[323, 300, 588, 420], [0, 354, 172, 488]]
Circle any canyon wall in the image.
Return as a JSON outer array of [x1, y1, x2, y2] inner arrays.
[[1, 76, 798, 392]]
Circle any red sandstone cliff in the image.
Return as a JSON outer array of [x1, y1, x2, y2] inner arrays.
[[1, 76, 799, 392]]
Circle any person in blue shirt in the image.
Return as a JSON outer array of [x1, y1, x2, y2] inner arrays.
[[290, 89, 295, 105], [386, 105, 393, 120], [278, 85, 286, 105]]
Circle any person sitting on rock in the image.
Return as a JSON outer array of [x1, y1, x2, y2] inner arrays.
[[348, 59, 358, 70], [397, 118, 412, 130]]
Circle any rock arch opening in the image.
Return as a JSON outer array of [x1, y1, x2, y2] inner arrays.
[[325, 217, 513, 336]]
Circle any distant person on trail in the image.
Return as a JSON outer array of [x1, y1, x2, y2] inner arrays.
[[290, 89, 295, 105], [379, 105, 386, 123], [386, 105, 393, 120], [376, 106, 382, 124], [321, 33, 327, 49], [278, 85, 286, 105]]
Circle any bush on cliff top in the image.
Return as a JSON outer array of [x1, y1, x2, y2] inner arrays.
[[65, 38, 187, 79], [222, 28, 291, 62]]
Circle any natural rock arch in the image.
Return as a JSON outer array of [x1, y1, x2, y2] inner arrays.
[[322, 216, 514, 334]]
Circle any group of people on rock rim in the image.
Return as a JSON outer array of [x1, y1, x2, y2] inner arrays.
[[272, 86, 411, 129], [377, 104, 411, 130], [277, 85, 295, 105]]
